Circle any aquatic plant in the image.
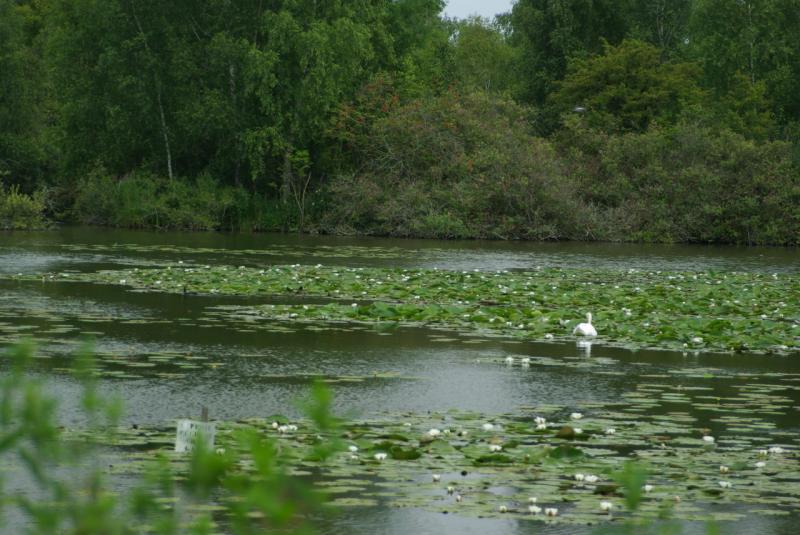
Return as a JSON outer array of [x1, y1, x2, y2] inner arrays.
[[12, 263, 798, 355]]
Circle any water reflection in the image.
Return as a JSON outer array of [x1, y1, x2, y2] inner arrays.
[[576, 339, 593, 358]]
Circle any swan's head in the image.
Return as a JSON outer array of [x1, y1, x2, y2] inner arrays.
[[586, 312, 593, 324]]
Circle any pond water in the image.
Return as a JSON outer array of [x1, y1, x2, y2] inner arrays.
[[1, 227, 798, 534]]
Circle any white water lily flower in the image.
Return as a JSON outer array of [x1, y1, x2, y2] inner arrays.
[[348, 445, 358, 453], [769, 446, 785, 454], [692, 336, 703, 344], [605, 428, 616, 435], [482, 423, 494, 431], [456, 494, 463, 502], [374, 453, 387, 461], [528, 505, 541, 514], [719, 481, 732, 489], [447, 485, 455, 494], [499, 505, 508, 513], [719, 465, 729, 474], [545, 507, 558, 517], [528, 497, 538, 504], [278, 425, 289, 433], [351, 303, 358, 307], [432, 474, 441, 482], [544, 333, 554, 340], [521, 357, 531, 366], [119, 279, 127, 284], [643, 484, 654, 493], [570, 412, 583, 420], [271, 422, 279, 429], [574, 473, 585, 482], [574, 428, 582, 435], [489, 444, 503, 452], [758, 449, 769, 456], [600, 501, 613, 512], [504, 356, 514, 365], [702, 436, 715, 444], [755, 461, 766, 468], [535, 416, 547, 425], [536, 423, 547, 430], [585, 475, 599, 484], [427, 428, 442, 438]]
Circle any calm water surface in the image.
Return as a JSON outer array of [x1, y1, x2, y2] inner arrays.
[[1, 227, 798, 534]]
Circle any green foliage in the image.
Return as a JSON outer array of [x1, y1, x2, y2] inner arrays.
[[509, 0, 633, 106], [551, 40, 705, 133], [611, 461, 649, 511], [324, 91, 583, 240], [72, 169, 238, 231], [0, 0, 799, 245], [0, 182, 47, 229], [577, 121, 800, 244], [0, 341, 342, 534], [451, 17, 518, 95]]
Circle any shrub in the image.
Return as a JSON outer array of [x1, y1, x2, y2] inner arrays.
[[560, 119, 800, 245], [0, 182, 47, 229], [323, 91, 587, 240], [73, 168, 238, 231]]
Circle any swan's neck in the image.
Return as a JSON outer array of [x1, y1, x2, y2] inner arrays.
[[586, 313, 592, 324]]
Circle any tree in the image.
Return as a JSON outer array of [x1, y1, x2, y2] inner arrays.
[[0, 0, 48, 189], [627, 0, 692, 59], [550, 40, 705, 133], [451, 17, 518, 95], [509, 0, 632, 106], [689, 0, 800, 126]]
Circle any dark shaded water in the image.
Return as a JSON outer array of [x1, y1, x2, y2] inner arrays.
[[1, 227, 799, 534]]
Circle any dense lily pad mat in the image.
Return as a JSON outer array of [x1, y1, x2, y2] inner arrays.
[[85, 398, 800, 527], [12, 264, 799, 354]]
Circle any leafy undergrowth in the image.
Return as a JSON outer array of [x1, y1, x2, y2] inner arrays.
[[16, 264, 799, 354]]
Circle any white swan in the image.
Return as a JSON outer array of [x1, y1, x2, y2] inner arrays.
[[573, 312, 597, 336]]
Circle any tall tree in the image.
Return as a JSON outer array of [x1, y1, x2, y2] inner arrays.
[[509, 0, 632, 106], [689, 0, 800, 126], [550, 39, 705, 133], [0, 0, 47, 188], [451, 17, 518, 95]]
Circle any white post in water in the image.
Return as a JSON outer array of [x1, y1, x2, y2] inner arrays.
[[175, 406, 215, 453]]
